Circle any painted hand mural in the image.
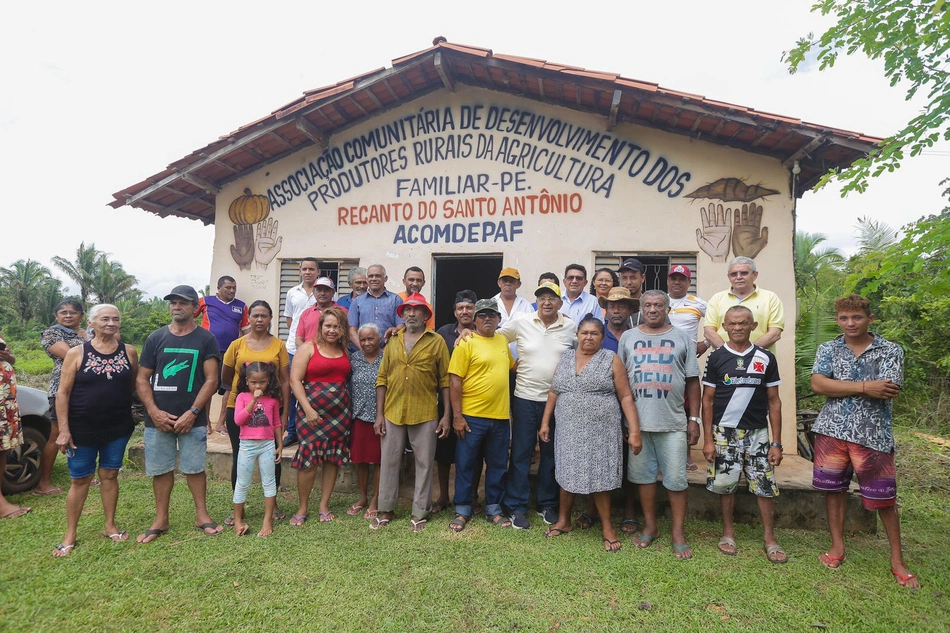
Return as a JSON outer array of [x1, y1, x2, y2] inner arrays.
[[732, 202, 769, 258], [230, 224, 255, 270], [696, 204, 732, 262], [255, 218, 282, 269], [687, 178, 778, 262]]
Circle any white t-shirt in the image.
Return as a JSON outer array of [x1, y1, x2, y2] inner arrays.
[[283, 284, 316, 355], [498, 312, 576, 402], [668, 294, 708, 343]]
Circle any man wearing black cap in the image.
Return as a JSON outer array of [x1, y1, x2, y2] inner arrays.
[[617, 258, 646, 328], [135, 285, 223, 542]]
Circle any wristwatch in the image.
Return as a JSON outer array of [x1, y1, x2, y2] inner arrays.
[[688, 416, 701, 423], [189, 406, 201, 416], [770, 442, 783, 449]]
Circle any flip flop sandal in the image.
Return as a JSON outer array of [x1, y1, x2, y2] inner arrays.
[[819, 552, 846, 569], [575, 512, 599, 530], [604, 539, 622, 553], [449, 515, 468, 532], [409, 518, 427, 532], [892, 569, 920, 589], [103, 530, 129, 542], [2, 505, 31, 519], [235, 524, 251, 536], [290, 514, 308, 527], [137, 528, 167, 543], [363, 509, 378, 520], [634, 532, 659, 549], [765, 544, 788, 564], [673, 543, 693, 559], [717, 536, 738, 556], [319, 511, 335, 523], [369, 517, 390, 530], [52, 543, 76, 557], [489, 514, 512, 528], [224, 514, 235, 527], [346, 504, 366, 516], [195, 522, 223, 535], [619, 518, 641, 534], [32, 487, 65, 496], [430, 501, 448, 514], [545, 527, 570, 538]]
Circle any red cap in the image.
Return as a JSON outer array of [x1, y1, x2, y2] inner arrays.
[[396, 292, 433, 318], [668, 265, 692, 280]]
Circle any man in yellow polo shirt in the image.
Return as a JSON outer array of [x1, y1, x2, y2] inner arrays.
[[704, 256, 784, 352], [447, 298, 516, 532]]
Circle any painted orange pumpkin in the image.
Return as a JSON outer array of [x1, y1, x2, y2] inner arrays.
[[228, 188, 270, 225]]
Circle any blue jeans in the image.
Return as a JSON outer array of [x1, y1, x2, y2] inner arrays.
[[286, 352, 298, 436], [453, 415, 509, 518], [233, 439, 278, 504], [505, 396, 557, 514], [66, 434, 131, 479]]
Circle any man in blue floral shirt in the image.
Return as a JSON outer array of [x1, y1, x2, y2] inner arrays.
[[811, 294, 919, 589]]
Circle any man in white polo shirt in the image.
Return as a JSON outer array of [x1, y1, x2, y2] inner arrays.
[[497, 281, 576, 529], [282, 257, 318, 446]]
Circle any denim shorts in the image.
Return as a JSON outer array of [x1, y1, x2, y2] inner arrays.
[[627, 431, 688, 491], [144, 425, 208, 476], [66, 434, 131, 479]]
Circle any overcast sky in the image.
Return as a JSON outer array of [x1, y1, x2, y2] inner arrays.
[[2, 0, 946, 298]]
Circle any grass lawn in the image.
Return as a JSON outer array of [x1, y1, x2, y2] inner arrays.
[[3, 425, 949, 632]]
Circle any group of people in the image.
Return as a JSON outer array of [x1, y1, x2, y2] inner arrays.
[[0, 254, 917, 587]]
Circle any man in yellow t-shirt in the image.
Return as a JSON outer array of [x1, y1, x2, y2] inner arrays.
[[447, 298, 515, 531]]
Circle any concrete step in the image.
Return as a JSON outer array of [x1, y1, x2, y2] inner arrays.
[[127, 432, 875, 532]]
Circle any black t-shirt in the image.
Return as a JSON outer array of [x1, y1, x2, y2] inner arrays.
[[139, 326, 220, 428], [701, 343, 780, 430], [436, 322, 462, 353]]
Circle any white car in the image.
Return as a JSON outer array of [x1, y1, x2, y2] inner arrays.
[[3, 385, 51, 495]]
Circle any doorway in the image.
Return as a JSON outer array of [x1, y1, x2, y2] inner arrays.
[[432, 254, 504, 329]]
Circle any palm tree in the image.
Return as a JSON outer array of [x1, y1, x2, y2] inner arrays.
[[52, 242, 102, 304], [795, 232, 845, 295], [0, 259, 59, 322], [91, 258, 141, 305], [854, 216, 898, 256]]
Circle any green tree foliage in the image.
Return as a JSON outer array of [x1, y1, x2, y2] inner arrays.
[[52, 241, 101, 305], [847, 207, 950, 383], [785, 0, 950, 194], [794, 232, 847, 400], [0, 259, 63, 323], [91, 258, 141, 305]]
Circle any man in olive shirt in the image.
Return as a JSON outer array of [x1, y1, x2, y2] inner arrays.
[[374, 293, 450, 532]]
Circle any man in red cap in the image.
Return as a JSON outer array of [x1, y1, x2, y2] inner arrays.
[[373, 292, 451, 532]]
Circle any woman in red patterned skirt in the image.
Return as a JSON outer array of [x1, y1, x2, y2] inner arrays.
[[289, 307, 351, 526]]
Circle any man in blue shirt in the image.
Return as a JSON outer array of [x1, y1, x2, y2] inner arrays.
[[348, 264, 403, 348]]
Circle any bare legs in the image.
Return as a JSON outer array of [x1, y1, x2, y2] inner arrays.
[[821, 491, 919, 588], [319, 463, 339, 518], [355, 464, 380, 515], [36, 420, 63, 494], [716, 493, 784, 561], [295, 466, 318, 520], [137, 470, 220, 543], [0, 453, 31, 518]]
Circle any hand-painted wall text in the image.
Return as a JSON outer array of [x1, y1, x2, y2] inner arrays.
[[264, 104, 692, 214]]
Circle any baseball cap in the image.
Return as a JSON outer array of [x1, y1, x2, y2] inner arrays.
[[315, 276, 336, 289], [498, 267, 521, 280], [534, 281, 561, 297], [163, 285, 199, 302], [396, 292, 433, 318], [618, 258, 645, 273], [474, 298, 501, 316], [668, 265, 692, 279]]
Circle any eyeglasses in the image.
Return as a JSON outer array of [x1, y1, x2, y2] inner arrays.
[[475, 313, 498, 319], [565, 275, 585, 281], [536, 295, 559, 304]]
